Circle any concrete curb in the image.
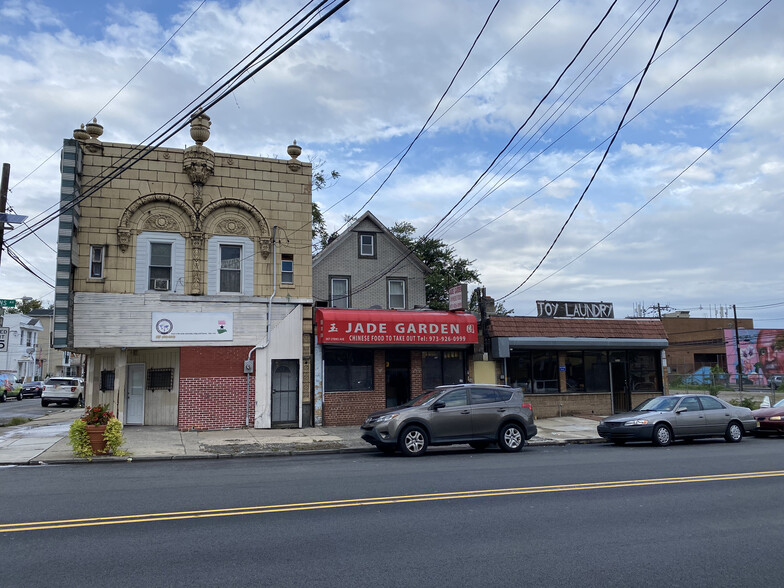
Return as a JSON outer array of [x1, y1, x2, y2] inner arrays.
[[3, 437, 606, 466]]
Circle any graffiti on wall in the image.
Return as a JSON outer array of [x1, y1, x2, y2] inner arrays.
[[724, 328, 784, 385]]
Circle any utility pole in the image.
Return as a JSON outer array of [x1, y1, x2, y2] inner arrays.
[[733, 304, 743, 396], [0, 163, 10, 269]]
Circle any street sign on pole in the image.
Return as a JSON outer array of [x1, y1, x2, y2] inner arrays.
[[0, 327, 9, 352], [0, 213, 27, 224], [0, 299, 15, 308]]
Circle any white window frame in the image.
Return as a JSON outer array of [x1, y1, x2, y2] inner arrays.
[[359, 233, 375, 257], [281, 253, 294, 285], [219, 244, 243, 294], [330, 277, 350, 308], [148, 242, 173, 291], [135, 232, 185, 294], [207, 236, 254, 296], [388, 278, 406, 309], [89, 245, 105, 279]]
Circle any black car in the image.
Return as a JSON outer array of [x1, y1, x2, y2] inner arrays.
[[20, 380, 45, 399]]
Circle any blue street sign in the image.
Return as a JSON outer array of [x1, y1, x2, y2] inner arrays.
[[0, 213, 27, 223]]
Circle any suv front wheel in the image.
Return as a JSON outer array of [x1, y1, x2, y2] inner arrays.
[[398, 425, 428, 457], [498, 422, 525, 452]]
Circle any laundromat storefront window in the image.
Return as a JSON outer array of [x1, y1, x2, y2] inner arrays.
[[488, 316, 668, 418]]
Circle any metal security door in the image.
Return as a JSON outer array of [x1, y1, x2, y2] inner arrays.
[[126, 364, 145, 425], [271, 359, 298, 426]]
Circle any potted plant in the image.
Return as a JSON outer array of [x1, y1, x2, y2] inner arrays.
[[68, 404, 129, 459]]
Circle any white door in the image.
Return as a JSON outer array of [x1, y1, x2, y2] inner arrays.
[[126, 364, 145, 425]]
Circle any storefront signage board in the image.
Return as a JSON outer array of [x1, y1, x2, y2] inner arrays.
[[151, 312, 233, 342], [448, 284, 468, 311], [317, 309, 478, 345], [536, 300, 614, 319]]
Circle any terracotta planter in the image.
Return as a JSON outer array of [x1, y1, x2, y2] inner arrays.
[[85, 425, 108, 455]]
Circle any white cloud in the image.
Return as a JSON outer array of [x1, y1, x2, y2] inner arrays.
[[1, 0, 782, 327]]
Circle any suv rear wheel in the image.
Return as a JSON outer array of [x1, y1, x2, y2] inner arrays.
[[398, 425, 428, 457], [498, 422, 524, 452]]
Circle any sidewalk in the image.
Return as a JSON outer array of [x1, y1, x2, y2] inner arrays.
[[0, 411, 604, 465]]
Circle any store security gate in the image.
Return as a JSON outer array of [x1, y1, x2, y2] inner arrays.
[[271, 359, 298, 426]]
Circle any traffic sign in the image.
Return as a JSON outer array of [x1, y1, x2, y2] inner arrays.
[[0, 327, 9, 352], [0, 213, 27, 224], [0, 299, 15, 308]]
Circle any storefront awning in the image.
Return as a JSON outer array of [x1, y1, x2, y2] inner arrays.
[[316, 308, 478, 346]]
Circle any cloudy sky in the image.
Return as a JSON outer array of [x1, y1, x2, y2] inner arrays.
[[1, 0, 782, 326]]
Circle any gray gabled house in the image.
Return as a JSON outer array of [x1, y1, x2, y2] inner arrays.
[[312, 211, 429, 310]]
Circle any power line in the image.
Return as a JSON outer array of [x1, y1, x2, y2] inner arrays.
[[506, 73, 784, 300], [332, 0, 502, 235], [6, 1, 349, 249], [498, 0, 679, 301], [7, 0, 207, 195], [450, 0, 763, 248]]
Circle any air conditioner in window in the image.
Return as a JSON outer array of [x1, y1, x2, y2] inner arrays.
[[152, 279, 170, 291]]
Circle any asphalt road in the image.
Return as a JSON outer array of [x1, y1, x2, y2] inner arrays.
[[0, 397, 77, 425], [2, 438, 783, 587]]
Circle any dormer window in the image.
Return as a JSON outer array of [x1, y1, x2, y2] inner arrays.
[[359, 233, 375, 258]]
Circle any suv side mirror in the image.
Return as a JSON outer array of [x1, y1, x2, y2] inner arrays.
[[432, 401, 446, 410]]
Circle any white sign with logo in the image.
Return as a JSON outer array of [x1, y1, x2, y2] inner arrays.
[[0, 327, 8, 352], [151, 312, 233, 342]]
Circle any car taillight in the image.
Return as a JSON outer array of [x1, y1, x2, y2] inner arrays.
[[43, 386, 47, 390], [522, 402, 533, 411], [70, 386, 76, 392]]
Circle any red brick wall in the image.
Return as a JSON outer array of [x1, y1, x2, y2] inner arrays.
[[323, 350, 386, 426], [178, 346, 255, 431]]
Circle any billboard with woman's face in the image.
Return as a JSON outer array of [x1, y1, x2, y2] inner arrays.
[[724, 329, 784, 385]]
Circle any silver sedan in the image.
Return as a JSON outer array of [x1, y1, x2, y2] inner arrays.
[[597, 394, 758, 447]]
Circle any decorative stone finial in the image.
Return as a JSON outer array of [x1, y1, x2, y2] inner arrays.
[[73, 123, 90, 141], [184, 110, 215, 189], [85, 118, 103, 139], [287, 140, 302, 171], [190, 109, 211, 145]]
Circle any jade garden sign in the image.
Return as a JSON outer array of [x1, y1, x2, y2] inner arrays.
[[536, 300, 614, 319]]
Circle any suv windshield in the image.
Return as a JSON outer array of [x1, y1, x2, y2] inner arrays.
[[405, 390, 443, 407], [633, 396, 679, 412]]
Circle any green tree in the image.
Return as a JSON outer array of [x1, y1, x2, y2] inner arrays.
[[8, 298, 42, 315], [390, 221, 480, 310], [311, 162, 340, 252]]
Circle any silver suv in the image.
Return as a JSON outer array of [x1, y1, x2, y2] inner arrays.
[[360, 384, 537, 456]]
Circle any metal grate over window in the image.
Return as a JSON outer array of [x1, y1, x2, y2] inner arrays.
[[147, 368, 174, 391], [100, 370, 115, 391]]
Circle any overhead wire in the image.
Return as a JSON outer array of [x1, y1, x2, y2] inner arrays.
[[332, 0, 623, 303], [434, 0, 662, 240], [454, 0, 764, 248], [7, 0, 208, 195], [331, 0, 502, 236], [504, 73, 784, 302], [7, 0, 331, 243], [497, 0, 679, 301], [6, 0, 349, 249]]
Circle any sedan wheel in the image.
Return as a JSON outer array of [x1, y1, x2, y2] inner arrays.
[[499, 423, 524, 452], [16, 392, 22, 401], [398, 426, 428, 457], [725, 422, 743, 443], [652, 423, 672, 447]]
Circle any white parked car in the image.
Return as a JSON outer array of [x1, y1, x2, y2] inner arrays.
[[41, 377, 84, 408]]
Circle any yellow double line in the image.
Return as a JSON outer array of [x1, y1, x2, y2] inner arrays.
[[3, 470, 783, 533]]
